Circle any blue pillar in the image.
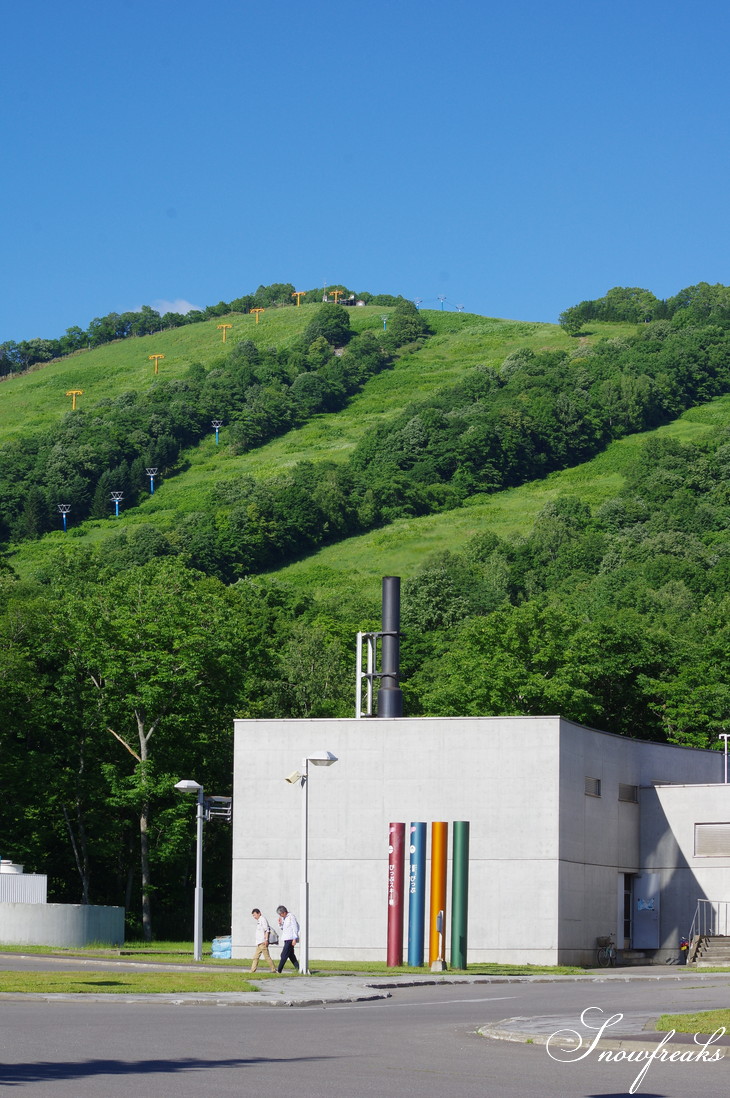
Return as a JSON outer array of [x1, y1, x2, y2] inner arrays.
[[407, 822, 427, 966]]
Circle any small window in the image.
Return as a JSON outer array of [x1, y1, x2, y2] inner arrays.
[[695, 823, 730, 857], [585, 776, 601, 797], [619, 783, 638, 803]]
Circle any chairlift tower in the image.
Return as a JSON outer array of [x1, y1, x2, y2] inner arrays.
[[149, 354, 165, 375], [212, 419, 223, 445], [437, 296, 446, 310], [217, 324, 232, 342], [57, 503, 71, 532], [146, 468, 158, 494], [380, 314, 389, 330], [292, 291, 306, 306], [250, 308, 265, 325], [110, 492, 123, 517], [65, 389, 84, 410]]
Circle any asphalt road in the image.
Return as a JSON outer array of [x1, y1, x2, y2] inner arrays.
[[1, 972, 729, 1097]]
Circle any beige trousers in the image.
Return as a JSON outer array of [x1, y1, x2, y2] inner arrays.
[[250, 940, 276, 972]]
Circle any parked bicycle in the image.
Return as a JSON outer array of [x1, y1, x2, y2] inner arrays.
[[596, 934, 617, 967]]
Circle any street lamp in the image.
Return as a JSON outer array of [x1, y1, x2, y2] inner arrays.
[[175, 780, 204, 960], [174, 780, 233, 961], [284, 751, 338, 975]]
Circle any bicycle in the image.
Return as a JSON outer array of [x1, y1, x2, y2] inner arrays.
[[596, 934, 617, 967]]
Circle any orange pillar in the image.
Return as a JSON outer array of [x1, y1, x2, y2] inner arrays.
[[429, 821, 448, 965]]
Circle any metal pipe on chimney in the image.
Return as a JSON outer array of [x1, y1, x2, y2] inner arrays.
[[377, 576, 403, 717]]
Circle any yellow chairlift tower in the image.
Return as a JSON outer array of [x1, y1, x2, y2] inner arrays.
[[217, 324, 232, 342], [292, 292, 306, 307], [250, 308, 265, 324], [149, 354, 165, 375], [65, 389, 84, 410]]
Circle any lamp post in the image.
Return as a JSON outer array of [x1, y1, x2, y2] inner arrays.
[[284, 751, 338, 975], [174, 779, 205, 961]]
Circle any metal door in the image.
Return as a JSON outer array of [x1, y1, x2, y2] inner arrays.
[[633, 872, 660, 949]]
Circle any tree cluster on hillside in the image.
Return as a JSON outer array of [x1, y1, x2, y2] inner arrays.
[[0, 282, 413, 377], [128, 320, 730, 582], [400, 429, 730, 749], [559, 282, 730, 335], [0, 304, 428, 544]]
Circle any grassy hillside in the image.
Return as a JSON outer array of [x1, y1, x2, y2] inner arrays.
[[5, 310, 639, 577], [0, 304, 388, 444], [269, 393, 730, 611]]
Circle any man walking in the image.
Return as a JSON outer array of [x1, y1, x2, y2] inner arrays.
[[276, 905, 300, 973], [250, 908, 276, 973]]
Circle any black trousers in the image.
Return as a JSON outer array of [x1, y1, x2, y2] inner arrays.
[[278, 939, 299, 972]]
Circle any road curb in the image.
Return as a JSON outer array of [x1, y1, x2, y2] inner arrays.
[[478, 1018, 730, 1056]]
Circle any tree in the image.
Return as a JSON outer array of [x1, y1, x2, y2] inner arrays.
[[53, 558, 265, 939]]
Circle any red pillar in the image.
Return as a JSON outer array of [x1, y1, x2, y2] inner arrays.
[[387, 822, 405, 966]]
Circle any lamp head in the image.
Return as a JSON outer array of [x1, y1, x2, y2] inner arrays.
[[174, 779, 202, 795], [307, 751, 338, 767]]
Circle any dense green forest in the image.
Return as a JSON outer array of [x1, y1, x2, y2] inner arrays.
[[3, 281, 730, 940]]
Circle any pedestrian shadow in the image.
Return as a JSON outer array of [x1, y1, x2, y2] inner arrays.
[[0, 1054, 335, 1085]]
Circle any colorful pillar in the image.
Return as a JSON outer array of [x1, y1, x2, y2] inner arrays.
[[387, 822, 405, 967], [429, 821, 448, 967], [451, 821, 470, 969], [407, 822, 427, 966]]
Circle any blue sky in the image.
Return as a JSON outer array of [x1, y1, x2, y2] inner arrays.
[[3, 0, 730, 341]]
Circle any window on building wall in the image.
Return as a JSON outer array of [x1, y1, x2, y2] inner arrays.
[[585, 777, 601, 797], [619, 784, 639, 803], [695, 823, 730, 857]]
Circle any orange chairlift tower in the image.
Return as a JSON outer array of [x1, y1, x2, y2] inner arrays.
[[65, 389, 84, 410], [292, 291, 306, 307], [149, 354, 165, 375], [330, 289, 344, 304], [217, 324, 232, 342], [250, 308, 265, 324]]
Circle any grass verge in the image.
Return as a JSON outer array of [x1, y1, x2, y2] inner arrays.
[[0, 971, 257, 994], [656, 1009, 730, 1032]]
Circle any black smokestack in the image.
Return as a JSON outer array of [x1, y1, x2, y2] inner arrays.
[[377, 576, 403, 717]]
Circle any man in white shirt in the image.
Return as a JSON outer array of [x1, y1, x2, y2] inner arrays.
[[250, 908, 276, 973], [276, 905, 300, 973]]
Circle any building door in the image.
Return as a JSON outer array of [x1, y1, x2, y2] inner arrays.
[[633, 872, 660, 949], [622, 874, 634, 948]]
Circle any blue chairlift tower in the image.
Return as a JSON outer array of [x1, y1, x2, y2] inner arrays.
[[111, 492, 123, 517], [212, 419, 223, 445], [146, 467, 157, 494], [57, 503, 71, 532]]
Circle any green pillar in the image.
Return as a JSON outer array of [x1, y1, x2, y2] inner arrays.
[[450, 821, 470, 969]]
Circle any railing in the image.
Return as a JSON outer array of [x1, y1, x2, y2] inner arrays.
[[688, 899, 730, 958]]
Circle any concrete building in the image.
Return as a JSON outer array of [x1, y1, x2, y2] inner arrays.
[[231, 715, 729, 965]]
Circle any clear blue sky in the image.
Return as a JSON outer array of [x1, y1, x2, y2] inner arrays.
[[3, 0, 730, 342]]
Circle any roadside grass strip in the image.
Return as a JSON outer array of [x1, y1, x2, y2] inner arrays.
[[0, 971, 257, 995], [657, 1009, 730, 1032]]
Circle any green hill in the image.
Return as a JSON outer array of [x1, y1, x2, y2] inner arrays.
[[4, 308, 633, 575]]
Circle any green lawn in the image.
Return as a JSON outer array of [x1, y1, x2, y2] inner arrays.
[[0, 970, 257, 994], [656, 1008, 730, 1032]]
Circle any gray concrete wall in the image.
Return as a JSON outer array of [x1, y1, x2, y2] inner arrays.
[[0, 903, 125, 947], [641, 783, 730, 958], [556, 723, 720, 964], [232, 715, 724, 965], [232, 716, 563, 963]]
